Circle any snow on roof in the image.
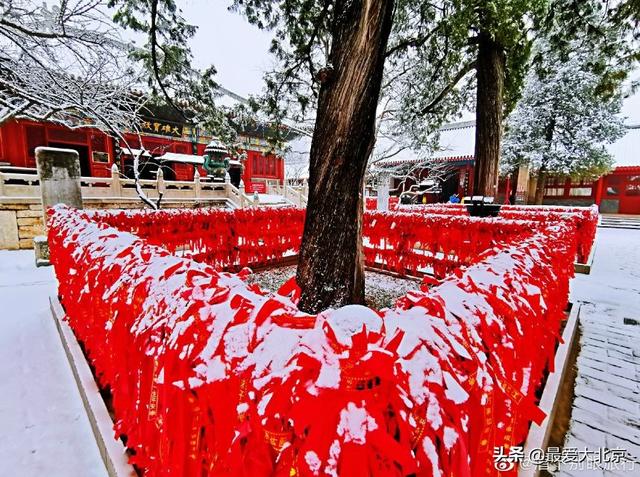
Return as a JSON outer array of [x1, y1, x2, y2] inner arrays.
[[157, 152, 204, 165], [281, 120, 477, 173], [121, 148, 151, 157], [435, 120, 640, 168], [377, 119, 640, 168], [432, 121, 475, 159], [607, 125, 640, 167], [375, 121, 476, 168], [279, 118, 640, 172], [376, 155, 474, 168], [438, 120, 476, 131]]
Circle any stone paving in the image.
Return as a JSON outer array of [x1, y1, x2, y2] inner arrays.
[[557, 227, 640, 477]]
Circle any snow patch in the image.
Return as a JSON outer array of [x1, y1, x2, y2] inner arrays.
[[337, 402, 378, 444]]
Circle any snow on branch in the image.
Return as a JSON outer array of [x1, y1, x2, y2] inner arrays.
[[0, 0, 145, 131]]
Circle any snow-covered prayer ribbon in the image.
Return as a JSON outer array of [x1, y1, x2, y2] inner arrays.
[[48, 204, 578, 477]]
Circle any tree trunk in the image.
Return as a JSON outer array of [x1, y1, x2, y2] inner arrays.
[[296, 0, 395, 314], [473, 31, 505, 197], [535, 120, 554, 205], [534, 167, 546, 205]]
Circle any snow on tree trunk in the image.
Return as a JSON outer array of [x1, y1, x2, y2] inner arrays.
[[473, 32, 505, 197], [296, 0, 395, 314]]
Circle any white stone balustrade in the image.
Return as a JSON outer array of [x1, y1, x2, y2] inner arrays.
[[0, 166, 263, 209]]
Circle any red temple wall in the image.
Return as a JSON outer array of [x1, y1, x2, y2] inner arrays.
[[0, 119, 285, 187]]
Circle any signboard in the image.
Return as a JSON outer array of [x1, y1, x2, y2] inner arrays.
[[251, 182, 266, 193], [140, 119, 183, 138]]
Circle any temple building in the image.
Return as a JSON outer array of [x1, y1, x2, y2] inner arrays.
[[0, 104, 290, 194], [375, 120, 640, 214]]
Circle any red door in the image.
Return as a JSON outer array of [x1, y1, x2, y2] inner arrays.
[[604, 172, 640, 214], [619, 173, 640, 214]]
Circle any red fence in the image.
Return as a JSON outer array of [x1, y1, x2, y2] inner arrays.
[[400, 204, 598, 263], [88, 207, 552, 279], [48, 205, 578, 477], [364, 211, 539, 277], [500, 206, 598, 263], [89, 207, 305, 270]]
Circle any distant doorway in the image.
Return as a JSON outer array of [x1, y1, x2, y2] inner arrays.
[[228, 166, 242, 188], [48, 142, 91, 177], [441, 171, 460, 202]]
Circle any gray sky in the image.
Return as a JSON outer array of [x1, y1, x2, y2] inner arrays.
[[182, 1, 273, 97], [621, 86, 640, 125]]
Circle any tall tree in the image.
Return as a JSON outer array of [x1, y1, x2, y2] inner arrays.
[[99, 0, 636, 311], [503, 0, 638, 204], [502, 42, 625, 203], [0, 0, 247, 209], [234, 0, 395, 312], [0, 0, 143, 129], [296, 2, 395, 312], [541, 0, 639, 100], [468, 0, 546, 196], [232, 0, 552, 311], [109, 0, 243, 145], [0, 0, 162, 206], [373, 1, 477, 159], [375, 0, 546, 196]]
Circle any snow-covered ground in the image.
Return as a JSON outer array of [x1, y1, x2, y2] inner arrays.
[[246, 265, 420, 309], [559, 227, 640, 476], [570, 227, 640, 309], [0, 250, 107, 477], [256, 193, 288, 205]]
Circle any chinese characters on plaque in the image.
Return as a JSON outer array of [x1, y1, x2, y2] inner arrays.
[[140, 120, 183, 138]]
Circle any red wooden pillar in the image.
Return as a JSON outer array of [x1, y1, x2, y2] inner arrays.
[[563, 177, 571, 200], [1, 121, 30, 167], [243, 151, 252, 192], [594, 177, 604, 206], [503, 175, 511, 204]]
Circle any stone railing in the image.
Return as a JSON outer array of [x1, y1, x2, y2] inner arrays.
[[267, 182, 308, 207], [0, 162, 307, 250], [0, 165, 258, 209]]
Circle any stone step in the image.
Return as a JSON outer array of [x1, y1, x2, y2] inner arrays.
[[599, 224, 640, 230], [599, 215, 640, 230], [601, 217, 640, 222]]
